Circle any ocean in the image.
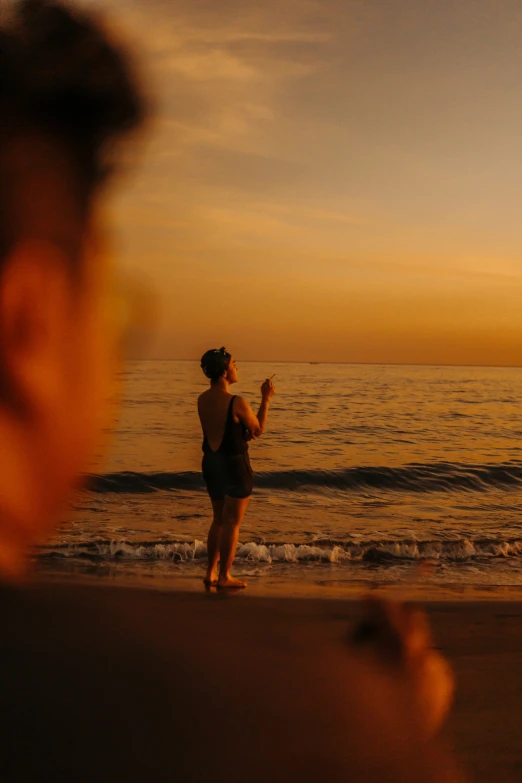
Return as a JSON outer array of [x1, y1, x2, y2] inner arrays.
[[36, 360, 522, 596]]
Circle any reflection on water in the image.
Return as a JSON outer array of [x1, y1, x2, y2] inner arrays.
[[103, 361, 522, 472]]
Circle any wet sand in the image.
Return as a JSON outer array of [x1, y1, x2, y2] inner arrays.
[[23, 577, 522, 781]]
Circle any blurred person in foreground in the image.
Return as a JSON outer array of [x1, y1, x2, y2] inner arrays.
[[0, 1, 464, 781]]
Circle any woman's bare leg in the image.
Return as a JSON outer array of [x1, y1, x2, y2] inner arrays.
[[204, 499, 224, 585], [217, 496, 250, 589]]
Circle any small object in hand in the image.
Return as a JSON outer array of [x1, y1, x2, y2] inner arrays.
[[261, 376, 276, 401]]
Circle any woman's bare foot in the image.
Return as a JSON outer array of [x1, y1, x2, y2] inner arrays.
[[203, 570, 218, 586], [351, 598, 454, 737], [217, 575, 247, 589]]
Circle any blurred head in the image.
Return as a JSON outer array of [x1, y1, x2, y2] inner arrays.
[[200, 348, 238, 385], [0, 0, 146, 568]]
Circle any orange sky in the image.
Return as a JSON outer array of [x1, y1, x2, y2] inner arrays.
[[88, 0, 522, 365]]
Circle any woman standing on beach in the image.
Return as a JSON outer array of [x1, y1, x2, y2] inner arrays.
[[198, 348, 275, 589]]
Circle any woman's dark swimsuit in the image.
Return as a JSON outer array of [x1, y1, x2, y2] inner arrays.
[[202, 395, 254, 500]]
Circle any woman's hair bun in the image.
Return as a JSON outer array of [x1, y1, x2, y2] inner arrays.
[[200, 348, 232, 382]]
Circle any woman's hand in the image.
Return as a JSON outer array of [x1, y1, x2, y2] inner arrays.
[[261, 378, 276, 402]]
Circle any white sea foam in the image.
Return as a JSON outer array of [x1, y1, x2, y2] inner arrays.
[[38, 536, 522, 565]]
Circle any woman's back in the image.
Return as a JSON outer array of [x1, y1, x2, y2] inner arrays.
[[198, 389, 244, 455]]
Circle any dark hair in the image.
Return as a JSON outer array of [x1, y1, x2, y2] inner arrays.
[[0, 0, 147, 265], [200, 347, 232, 382]]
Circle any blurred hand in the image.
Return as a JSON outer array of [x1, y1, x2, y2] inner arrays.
[[261, 378, 276, 401], [351, 598, 454, 738]]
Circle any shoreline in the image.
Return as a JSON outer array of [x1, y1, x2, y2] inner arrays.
[[34, 564, 522, 602]]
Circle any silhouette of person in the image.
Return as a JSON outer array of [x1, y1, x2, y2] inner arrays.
[[198, 348, 275, 588]]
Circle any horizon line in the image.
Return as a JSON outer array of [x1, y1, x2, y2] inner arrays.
[[129, 359, 522, 370]]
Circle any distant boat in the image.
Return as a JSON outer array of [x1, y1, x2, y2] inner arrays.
[[309, 361, 320, 365]]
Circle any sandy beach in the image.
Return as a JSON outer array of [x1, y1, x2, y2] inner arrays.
[[431, 600, 522, 783], [27, 576, 522, 782]]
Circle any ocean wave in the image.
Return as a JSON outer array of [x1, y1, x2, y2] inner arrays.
[[37, 536, 522, 565], [86, 461, 522, 495]]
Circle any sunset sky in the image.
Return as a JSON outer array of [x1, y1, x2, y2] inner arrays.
[[86, 0, 522, 365]]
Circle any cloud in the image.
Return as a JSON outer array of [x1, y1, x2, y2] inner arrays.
[[85, 0, 335, 164]]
